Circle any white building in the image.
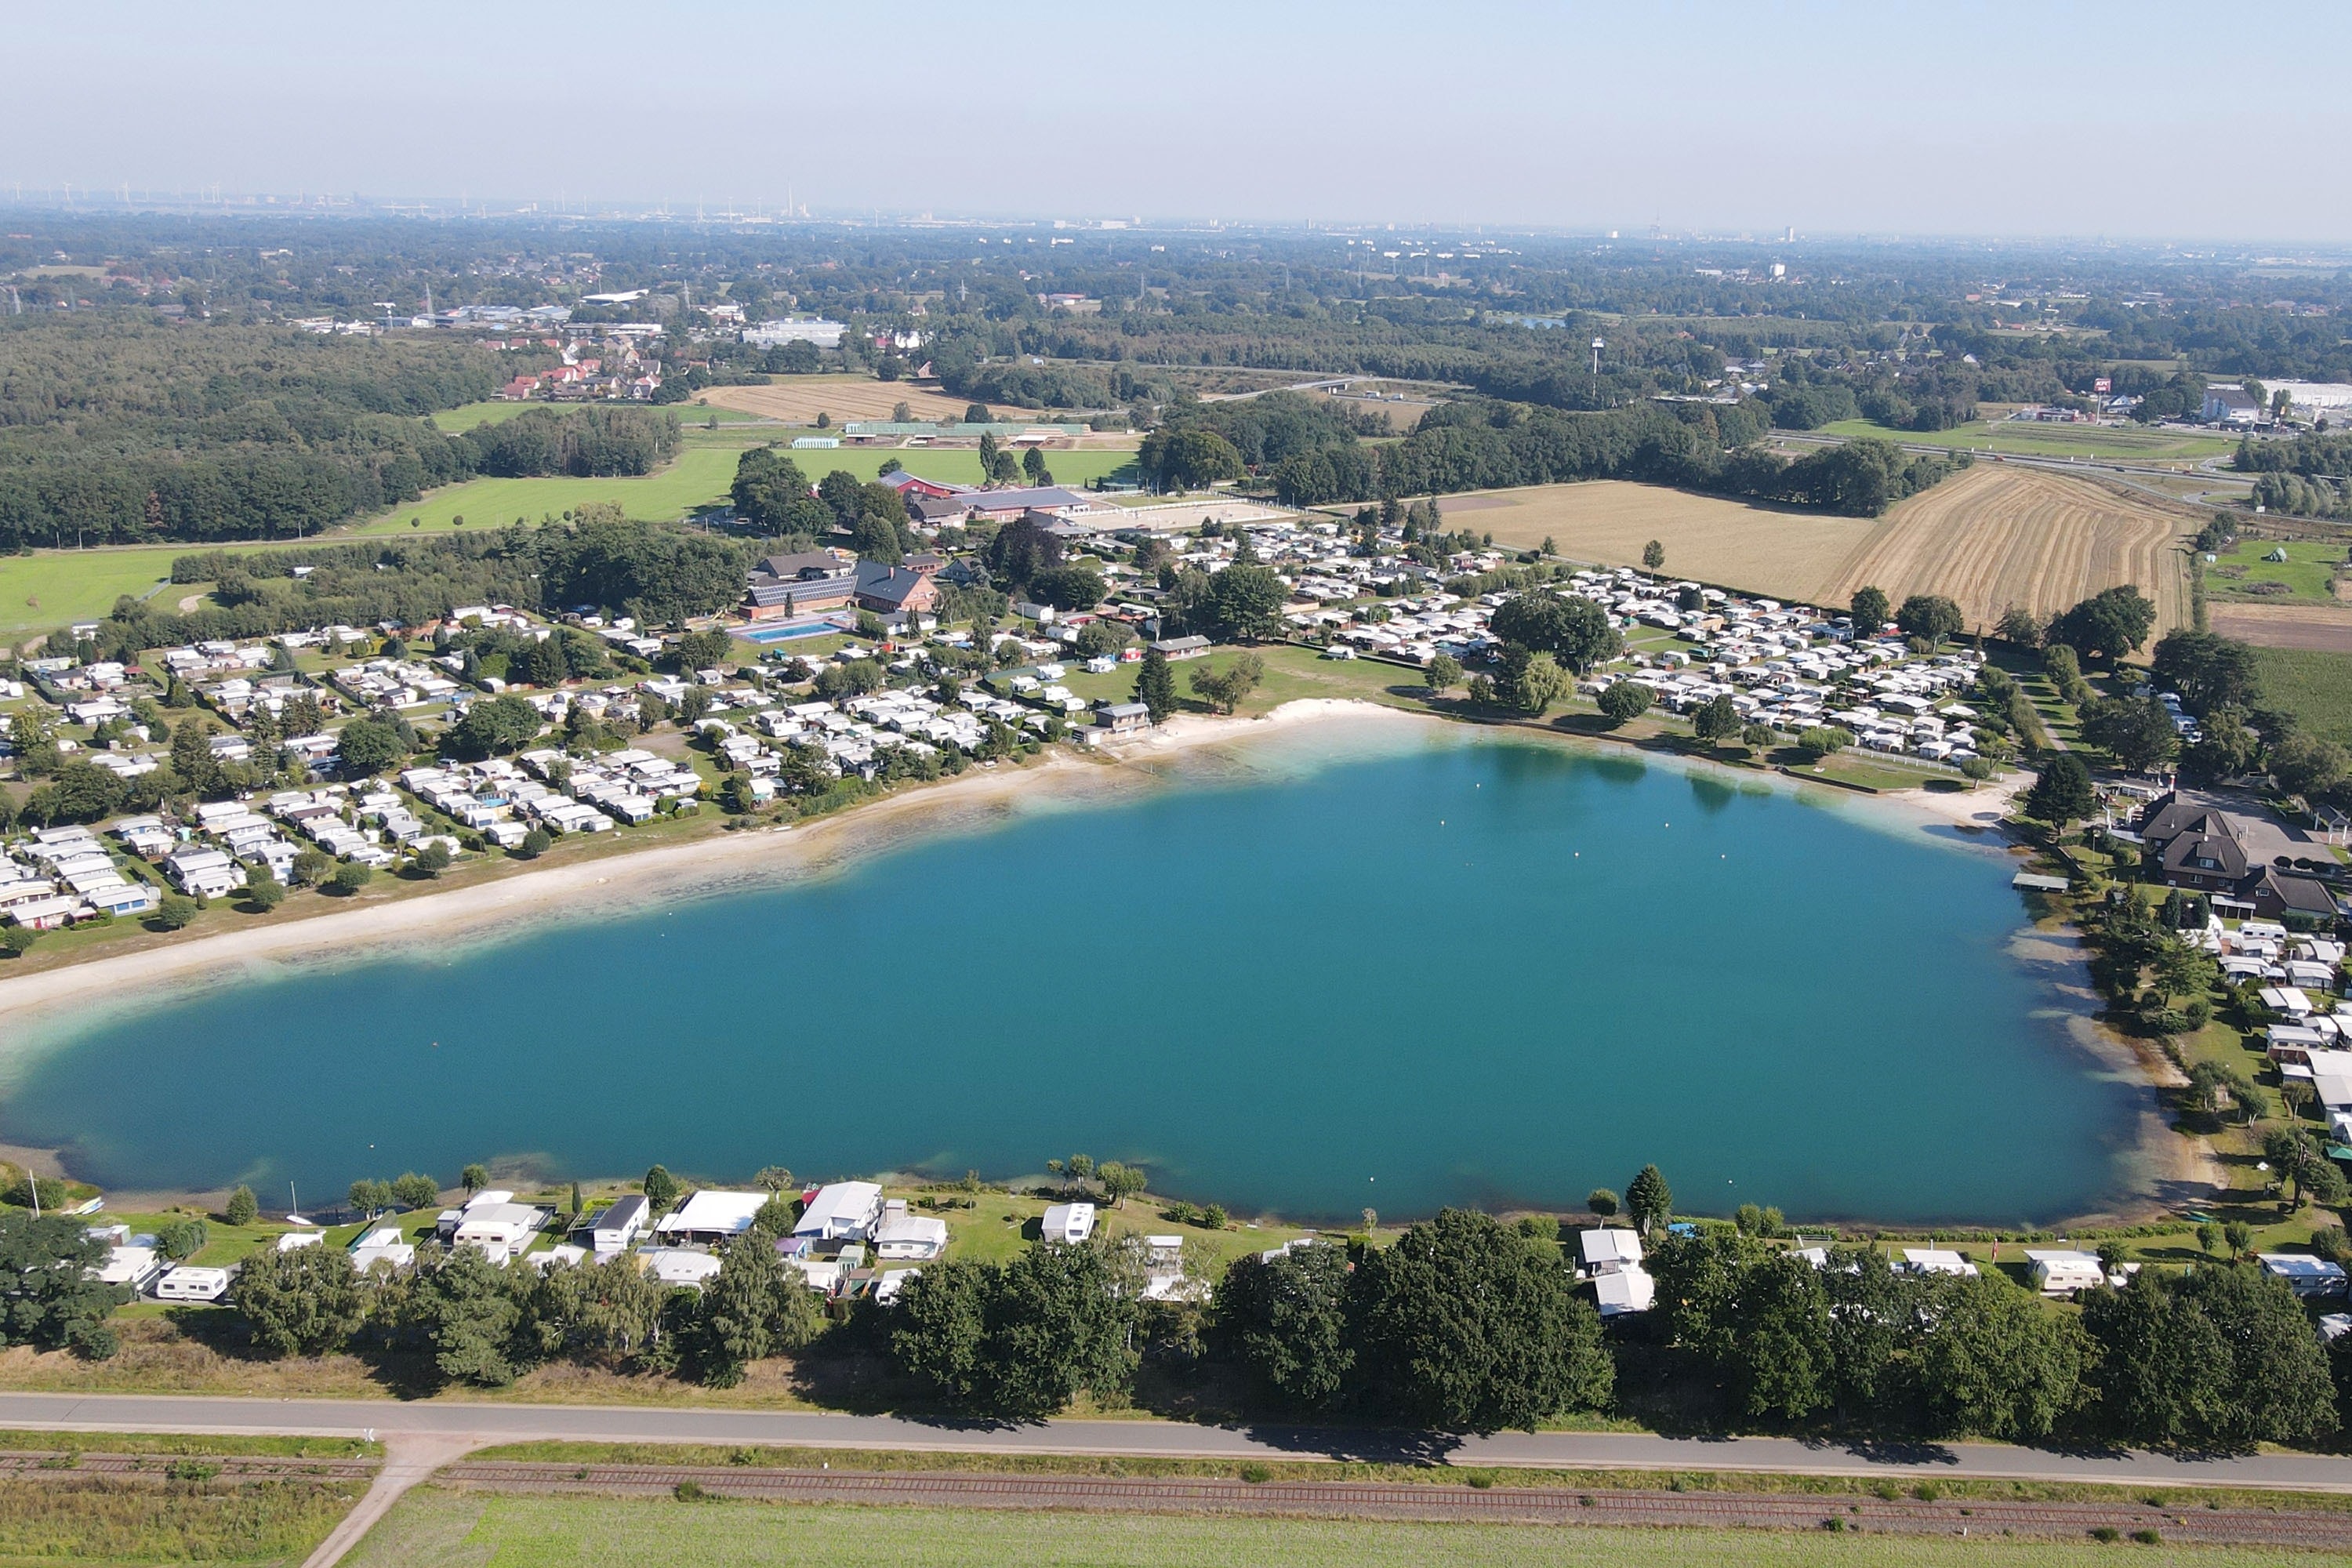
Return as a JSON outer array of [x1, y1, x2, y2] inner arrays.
[[1040, 1202, 1097, 1246], [655, 1190, 769, 1246], [2024, 1249, 2106, 1295], [793, 1182, 885, 1243], [873, 1214, 949, 1261], [586, 1194, 648, 1255]]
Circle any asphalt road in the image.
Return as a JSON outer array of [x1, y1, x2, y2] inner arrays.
[[5, 1392, 2352, 1494]]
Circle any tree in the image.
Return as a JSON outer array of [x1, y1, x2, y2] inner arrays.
[[1641, 539, 1665, 571], [1073, 619, 1132, 659], [1586, 1188, 1619, 1218], [1203, 564, 1286, 641], [517, 826, 554, 858], [334, 716, 408, 779], [1849, 585, 1890, 633], [289, 847, 333, 887], [442, 695, 543, 760], [1895, 593, 1964, 647], [224, 1185, 258, 1226], [1423, 653, 1463, 696], [231, 1243, 365, 1357], [1501, 649, 1570, 716], [2024, 752, 2094, 829], [412, 1245, 524, 1386], [694, 1236, 787, 1387], [460, 1163, 490, 1195], [1489, 592, 1621, 673], [1741, 722, 1779, 750], [1916, 1274, 2083, 1440], [1350, 1209, 1613, 1430], [1626, 1165, 1673, 1234], [348, 1178, 391, 1216], [1028, 564, 1105, 612], [675, 627, 735, 670], [1097, 1161, 1146, 1207], [1691, 693, 1740, 744], [412, 841, 453, 878], [1597, 681, 1653, 724], [1212, 1243, 1354, 1410], [521, 633, 568, 688], [154, 893, 199, 930], [153, 1217, 207, 1261], [2271, 735, 2350, 800], [1132, 648, 1177, 725], [642, 1165, 681, 1210], [730, 447, 824, 533], [2082, 1267, 2338, 1450], [1189, 653, 1263, 715], [1994, 606, 2044, 648], [890, 1258, 990, 1405], [753, 1166, 796, 1193], [2150, 631, 2262, 717], [1022, 446, 1051, 485], [1140, 427, 1245, 491], [328, 862, 372, 896], [391, 1172, 441, 1210], [0, 1212, 129, 1357], [2078, 695, 2180, 774], [2048, 586, 2158, 662]]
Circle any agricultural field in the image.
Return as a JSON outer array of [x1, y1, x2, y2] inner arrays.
[[1449, 481, 1885, 603], [345, 1490, 2307, 1568], [2208, 603, 2352, 652], [694, 379, 1000, 425], [1819, 417, 2234, 466], [2249, 645, 2352, 746], [1818, 465, 2197, 633]]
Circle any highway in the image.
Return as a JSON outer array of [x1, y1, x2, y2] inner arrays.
[[4, 1392, 2351, 1494]]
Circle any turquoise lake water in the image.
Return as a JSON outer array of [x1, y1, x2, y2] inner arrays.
[[0, 725, 2145, 1225]]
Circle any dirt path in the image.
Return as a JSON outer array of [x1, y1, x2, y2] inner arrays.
[[303, 1434, 481, 1568]]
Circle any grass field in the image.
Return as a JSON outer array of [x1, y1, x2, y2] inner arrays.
[[345, 1490, 2312, 1568], [2249, 645, 2352, 746], [1818, 465, 2196, 633], [695, 379, 1002, 425], [1446, 481, 1879, 602], [0, 550, 186, 638], [2204, 535, 2350, 604], [0, 1472, 361, 1566], [1819, 418, 2235, 466]]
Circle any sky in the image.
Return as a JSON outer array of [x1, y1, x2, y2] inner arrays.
[[6, 1, 2349, 242]]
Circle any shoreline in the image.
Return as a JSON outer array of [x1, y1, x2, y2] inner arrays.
[[0, 698, 2212, 1230]]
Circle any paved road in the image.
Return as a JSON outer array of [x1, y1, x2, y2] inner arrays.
[[4, 1392, 2351, 1494]]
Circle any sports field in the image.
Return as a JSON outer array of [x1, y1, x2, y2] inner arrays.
[[1818, 466, 2196, 632], [345, 1490, 2307, 1568], [695, 378, 1000, 425], [1452, 481, 1884, 602], [1819, 418, 2234, 466]]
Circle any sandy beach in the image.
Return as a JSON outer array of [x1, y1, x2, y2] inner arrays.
[[0, 699, 1417, 1041]]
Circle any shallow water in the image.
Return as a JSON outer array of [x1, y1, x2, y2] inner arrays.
[[0, 724, 2143, 1224]]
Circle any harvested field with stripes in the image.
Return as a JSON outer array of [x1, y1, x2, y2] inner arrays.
[[1454, 466, 2195, 633], [1818, 465, 2197, 634]]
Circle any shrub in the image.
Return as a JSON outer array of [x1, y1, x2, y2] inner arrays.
[[329, 862, 373, 895]]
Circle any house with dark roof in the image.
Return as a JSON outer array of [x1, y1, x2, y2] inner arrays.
[[853, 561, 939, 618], [744, 550, 860, 621], [2137, 791, 2342, 920]]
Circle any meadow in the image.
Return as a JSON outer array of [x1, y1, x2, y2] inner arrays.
[[344, 1491, 2312, 1568], [2202, 534, 2349, 605]]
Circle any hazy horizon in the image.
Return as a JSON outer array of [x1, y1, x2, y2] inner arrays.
[[6, 1, 2349, 244]]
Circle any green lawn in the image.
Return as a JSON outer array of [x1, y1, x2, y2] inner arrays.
[[2250, 645, 2352, 746], [1818, 418, 2234, 465], [2205, 536, 2350, 604], [350, 446, 750, 534], [346, 1490, 2305, 1568], [0, 550, 185, 638]]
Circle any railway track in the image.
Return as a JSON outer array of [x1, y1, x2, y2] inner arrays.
[[437, 1460, 2352, 1548], [0, 1450, 376, 1482]]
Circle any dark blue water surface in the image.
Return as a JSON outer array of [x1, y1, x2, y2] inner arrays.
[[0, 730, 2143, 1224]]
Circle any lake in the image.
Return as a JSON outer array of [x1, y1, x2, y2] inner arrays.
[[0, 720, 2146, 1225]]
